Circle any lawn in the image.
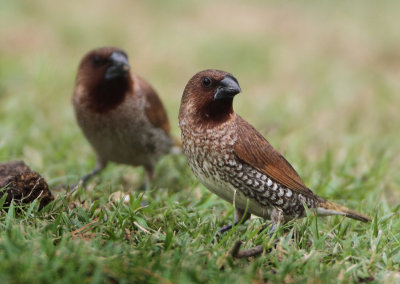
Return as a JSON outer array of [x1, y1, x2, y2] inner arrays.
[[0, 0, 399, 283]]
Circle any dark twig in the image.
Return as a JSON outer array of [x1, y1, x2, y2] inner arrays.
[[231, 241, 265, 259]]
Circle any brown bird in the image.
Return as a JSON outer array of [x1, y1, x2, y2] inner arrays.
[[72, 47, 175, 187], [178, 69, 371, 257]]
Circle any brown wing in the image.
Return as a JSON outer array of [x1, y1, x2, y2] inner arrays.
[[139, 77, 171, 135], [234, 115, 316, 199]]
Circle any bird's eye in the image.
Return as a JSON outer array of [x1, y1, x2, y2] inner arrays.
[[201, 76, 213, 88], [91, 55, 105, 68]]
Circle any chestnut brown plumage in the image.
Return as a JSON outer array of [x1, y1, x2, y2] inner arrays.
[[178, 69, 371, 256], [72, 47, 175, 187]]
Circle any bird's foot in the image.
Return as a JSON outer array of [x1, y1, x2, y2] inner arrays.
[[213, 220, 242, 242], [57, 164, 104, 192], [269, 223, 278, 236], [56, 181, 81, 192], [212, 223, 234, 243], [137, 184, 147, 192], [215, 208, 251, 237], [217, 223, 235, 234]]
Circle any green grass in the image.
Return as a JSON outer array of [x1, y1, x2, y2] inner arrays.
[[0, 0, 400, 283]]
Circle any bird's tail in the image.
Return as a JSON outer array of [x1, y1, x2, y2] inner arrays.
[[316, 199, 371, 223]]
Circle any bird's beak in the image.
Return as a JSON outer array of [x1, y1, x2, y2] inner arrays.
[[214, 75, 242, 100], [105, 51, 131, 80]]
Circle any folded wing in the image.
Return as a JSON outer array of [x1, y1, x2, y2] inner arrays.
[[234, 115, 316, 200]]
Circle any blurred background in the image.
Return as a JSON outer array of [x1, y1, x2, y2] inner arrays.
[[0, 0, 399, 201]]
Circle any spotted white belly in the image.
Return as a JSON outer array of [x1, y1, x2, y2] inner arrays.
[[195, 163, 273, 219]]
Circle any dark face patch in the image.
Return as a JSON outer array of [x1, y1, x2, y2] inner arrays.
[[75, 47, 133, 113], [179, 69, 240, 124], [90, 54, 108, 68]]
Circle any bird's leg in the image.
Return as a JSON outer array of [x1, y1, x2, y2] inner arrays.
[[138, 167, 154, 191], [145, 167, 154, 189], [231, 207, 284, 259], [135, 168, 154, 207], [82, 164, 105, 185], [218, 208, 251, 234], [70, 161, 106, 191], [269, 207, 284, 235]]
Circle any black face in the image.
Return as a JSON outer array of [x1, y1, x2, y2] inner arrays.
[[87, 50, 130, 80], [90, 54, 108, 68], [179, 70, 242, 124], [77, 47, 134, 113]]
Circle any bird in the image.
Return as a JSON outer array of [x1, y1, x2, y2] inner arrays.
[[178, 69, 371, 257], [72, 46, 175, 188]]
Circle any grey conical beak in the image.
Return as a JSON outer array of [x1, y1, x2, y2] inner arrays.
[[214, 75, 241, 100], [105, 51, 131, 80]]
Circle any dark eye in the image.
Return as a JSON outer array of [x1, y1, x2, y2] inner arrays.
[[201, 76, 212, 88], [91, 55, 106, 68]]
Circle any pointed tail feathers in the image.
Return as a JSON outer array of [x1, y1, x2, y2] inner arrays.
[[317, 200, 371, 223]]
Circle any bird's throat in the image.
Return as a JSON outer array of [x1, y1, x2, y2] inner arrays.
[[201, 99, 234, 124], [89, 77, 132, 113]]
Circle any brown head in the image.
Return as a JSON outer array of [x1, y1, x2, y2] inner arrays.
[[179, 69, 241, 126], [74, 47, 133, 112]]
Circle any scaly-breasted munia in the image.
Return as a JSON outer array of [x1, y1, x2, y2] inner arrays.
[[178, 69, 371, 257], [72, 47, 174, 187]]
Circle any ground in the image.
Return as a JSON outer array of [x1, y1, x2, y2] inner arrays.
[[0, 0, 399, 283]]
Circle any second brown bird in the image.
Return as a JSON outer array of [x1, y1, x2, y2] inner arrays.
[[178, 69, 371, 237], [73, 47, 174, 187]]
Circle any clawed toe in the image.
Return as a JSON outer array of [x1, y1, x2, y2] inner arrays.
[[217, 223, 234, 235], [213, 224, 232, 243], [56, 181, 81, 192]]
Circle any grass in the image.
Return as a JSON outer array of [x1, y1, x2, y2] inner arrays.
[[0, 0, 400, 283]]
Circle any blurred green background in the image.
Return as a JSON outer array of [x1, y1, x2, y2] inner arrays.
[[0, 1, 399, 282], [1, 0, 399, 198], [0, 0, 400, 177]]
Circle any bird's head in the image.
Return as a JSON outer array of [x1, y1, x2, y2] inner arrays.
[[75, 47, 133, 112], [179, 69, 241, 125], [77, 47, 131, 83]]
